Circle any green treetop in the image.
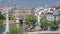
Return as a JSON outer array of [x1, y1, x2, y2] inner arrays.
[[25, 14, 37, 25], [55, 5, 60, 10]]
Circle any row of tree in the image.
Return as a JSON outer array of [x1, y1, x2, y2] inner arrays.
[[55, 5, 60, 9], [40, 15, 58, 31], [25, 14, 58, 31], [0, 11, 5, 26], [0, 11, 15, 26]]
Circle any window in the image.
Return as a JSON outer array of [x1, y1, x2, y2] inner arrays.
[[58, 11, 60, 16]]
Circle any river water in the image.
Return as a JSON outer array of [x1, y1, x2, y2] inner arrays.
[[0, 26, 5, 34], [0, 24, 19, 34]]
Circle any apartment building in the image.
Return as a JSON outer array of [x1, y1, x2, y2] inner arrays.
[[34, 7, 56, 21], [46, 8, 55, 21], [14, 8, 33, 20], [53, 9, 60, 20]]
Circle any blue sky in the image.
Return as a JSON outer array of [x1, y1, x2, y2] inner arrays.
[[0, 0, 60, 8]]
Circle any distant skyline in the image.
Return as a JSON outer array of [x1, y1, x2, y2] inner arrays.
[[0, 0, 60, 8]]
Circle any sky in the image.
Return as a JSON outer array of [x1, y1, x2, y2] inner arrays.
[[0, 0, 60, 8]]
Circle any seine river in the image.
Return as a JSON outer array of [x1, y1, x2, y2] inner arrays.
[[0, 26, 5, 34]]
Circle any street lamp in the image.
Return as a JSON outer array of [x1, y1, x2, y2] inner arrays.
[[3, 0, 11, 34], [35, 8, 44, 25], [3, 8, 9, 34]]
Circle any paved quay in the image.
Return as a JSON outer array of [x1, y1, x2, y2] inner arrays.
[[36, 33, 60, 34], [26, 31, 60, 34]]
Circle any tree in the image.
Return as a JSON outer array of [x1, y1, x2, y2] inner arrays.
[[50, 20, 58, 31], [40, 16, 48, 30], [55, 6, 60, 9], [0, 11, 1, 15], [0, 11, 5, 20], [25, 14, 37, 25], [0, 15, 5, 20], [0, 11, 5, 26], [9, 16, 14, 20]]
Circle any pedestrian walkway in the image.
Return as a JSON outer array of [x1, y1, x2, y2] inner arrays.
[[26, 31, 60, 34]]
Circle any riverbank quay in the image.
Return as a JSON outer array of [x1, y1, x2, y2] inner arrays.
[[26, 31, 60, 34]]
